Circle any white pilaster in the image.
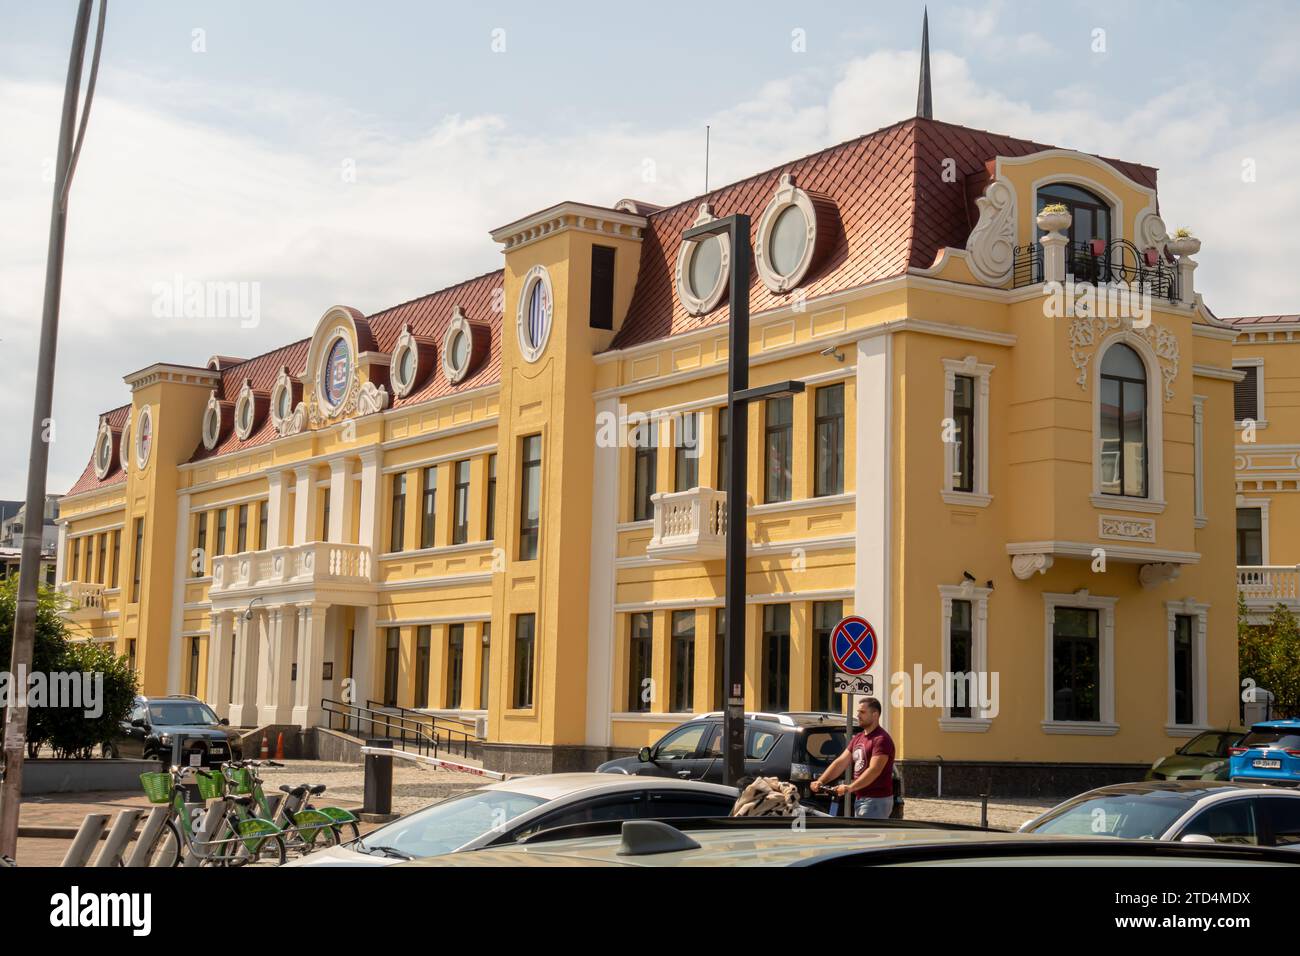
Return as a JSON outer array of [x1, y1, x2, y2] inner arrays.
[[855, 334, 892, 726], [328, 457, 356, 544], [228, 609, 261, 726], [206, 610, 233, 720], [351, 604, 377, 721], [292, 464, 319, 545], [257, 605, 295, 725], [166, 491, 191, 694], [266, 471, 291, 548], [357, 447, 384, 556], [291, 602, 328, 728], [585, 396, 619, 747]]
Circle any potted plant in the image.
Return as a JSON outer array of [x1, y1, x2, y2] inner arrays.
[[1036, 203, 1072, 234], [1167, 227, 1201, 257]]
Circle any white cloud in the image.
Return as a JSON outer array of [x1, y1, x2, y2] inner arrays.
[[1, 42, 1296, 495]]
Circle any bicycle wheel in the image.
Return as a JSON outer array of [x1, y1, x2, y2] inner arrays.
[[124, 818, 181, 867], [336, 820, 361, 843]]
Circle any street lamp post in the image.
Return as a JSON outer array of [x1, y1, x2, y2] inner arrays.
[[682, 215, 804, 787]]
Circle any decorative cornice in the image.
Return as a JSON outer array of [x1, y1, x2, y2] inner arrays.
[[490, 201, 646, 251]]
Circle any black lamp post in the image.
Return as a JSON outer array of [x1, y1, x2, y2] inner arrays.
[[682, 214, 804, 787]]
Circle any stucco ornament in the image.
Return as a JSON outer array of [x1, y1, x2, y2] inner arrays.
[[965, 180, 1018, 284], [1011, 553, 1053, 580], [279, 402, 308, 437], [1068, 317, 1179, 402], [357, 381, 390, 416]]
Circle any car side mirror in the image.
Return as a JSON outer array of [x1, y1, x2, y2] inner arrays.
[[219, 718, 230, 726], [1179, 833, 1216, 844], [638, 746, 652, 763], [131, 718, 145, 728]]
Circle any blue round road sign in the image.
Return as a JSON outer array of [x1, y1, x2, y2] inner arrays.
[[831, 616, 877, 675]]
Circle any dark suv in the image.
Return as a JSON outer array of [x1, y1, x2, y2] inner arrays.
[[595, 711, 903, 819], [107, 695, 243, 766]]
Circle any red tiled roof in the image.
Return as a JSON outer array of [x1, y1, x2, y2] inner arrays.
[[611, 117, 1157, 349], [65, 404, 132, 497], [1221, 314, 1300, 327]]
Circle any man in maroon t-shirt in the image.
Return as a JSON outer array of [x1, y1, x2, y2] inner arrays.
[[811, 697, 895, 819]]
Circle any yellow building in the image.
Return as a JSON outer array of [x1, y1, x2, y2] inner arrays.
[[1228, 314, 1300, 623], [55, 114, 1242, 784]]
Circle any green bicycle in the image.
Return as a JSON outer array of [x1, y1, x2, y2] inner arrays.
[[221, 759, 344, 856], [135, 765, 287, 866]]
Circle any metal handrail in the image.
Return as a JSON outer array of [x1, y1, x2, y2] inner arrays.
[[363, 699, 477, 758], [1012, 239, 1179, 300], [320, 698, 441, 757]]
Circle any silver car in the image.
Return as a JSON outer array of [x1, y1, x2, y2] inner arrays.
[[286, 772, 738, 866], [1019, 780, 1300, 847]]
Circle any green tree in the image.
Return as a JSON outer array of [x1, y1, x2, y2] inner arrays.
[[1238, 594, 1300, 719], [0, 577, 72, 755]]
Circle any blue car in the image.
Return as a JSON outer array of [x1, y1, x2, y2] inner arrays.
[[1230, 719, 1300, 786]]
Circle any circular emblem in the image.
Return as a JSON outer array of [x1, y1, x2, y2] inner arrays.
[[831, 616, 878, 675], [323, 337, 351, 407]]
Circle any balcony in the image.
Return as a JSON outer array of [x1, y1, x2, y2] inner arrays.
[[209, 542, 375, 605], [59, 581, 106, 622], [646, 488, 727, 562], [1238, 565, 1300, 618], [1012, 238, 1179, 301]]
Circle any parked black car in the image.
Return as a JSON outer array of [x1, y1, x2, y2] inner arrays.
[[106, 695, 243, 766], [596, 711, 903, 818]]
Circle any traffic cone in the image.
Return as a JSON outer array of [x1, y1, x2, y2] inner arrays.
[[274, 732, 285, 761], [260, 732, 269, 759]]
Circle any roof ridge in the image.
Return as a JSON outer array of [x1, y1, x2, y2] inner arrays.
[[365, 267, 504, 323]]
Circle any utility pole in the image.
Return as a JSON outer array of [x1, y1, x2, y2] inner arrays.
[[0, 0, 107, 861]]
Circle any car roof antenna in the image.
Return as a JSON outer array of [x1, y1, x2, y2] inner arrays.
[[616, 820, 702, 856]]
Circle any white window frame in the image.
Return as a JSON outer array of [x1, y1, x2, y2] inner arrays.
[[938, 584, 992, 731], [1236, 496, 1270, 565], [1232, 358, 1265, 428], [1090, 332, 1165, 514], [941, 356, 992, 507], [675, 203, 730, 317], [1164, 600, 1209, 736], [1042, 591, 1118, 735], [516, 265, 554, 363], [1193, 395, 1206, 528]]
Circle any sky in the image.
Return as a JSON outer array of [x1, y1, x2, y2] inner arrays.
[[1, 0, 1298, 496]]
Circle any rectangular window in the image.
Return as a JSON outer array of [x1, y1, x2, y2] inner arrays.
[[1237, 508, 1263, 566], [96, 534, 107, 585], [453, 459, 471, 545], [414, 626, 431, 709], [1173, 614, 1195, 726], [761, 604, 791, 711], [257, 501, 268, 550], [952, 375, 975, 494], [716, 406, 730, 491], [519, 435, 542, 560], [215, 509, 227, 556], [131, 517, 145, 604], [713, 609, 726, 710], [127, 639, 137, 673], [1100, 371, 1147, 497], [1052, 607, 1100, 722], [319, 491, 329, 543], [589, 244, 616, 331], [447, 624, 465, 709], [390, 474, 407, 553], [193, 513, 206, 578], [420, 466, 437, 549], [486, 454, 497, 539], [949, 599, 974, 718], [479, 622, 492, 710], [814, 384, 845, 497], [512, 613, 536, 709], [764, 397, 793, 503], [383, 628, 401, 707], [675, 413, 699, 492], [70, 537, 79, 582], [237, 503, 249, 553], [1234, 365, 1259, 422], [187, 637, 201, 696], [670, 610, 695, 713], [632, 421, 657, 521], [812, 600, 843, 713], [111, 529, 121, 589], [627, 612, 653, 713]]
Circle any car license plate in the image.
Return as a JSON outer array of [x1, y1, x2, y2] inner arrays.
[[1253, 758, 1282, 769], [210, 744, 225, 752]]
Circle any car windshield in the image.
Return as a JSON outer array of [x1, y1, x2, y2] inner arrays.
[[1026, 794, 1194, 839], [356, 789, 548, 858], [800, 729, 848, 765], [1241, 729, 1300, 750], [148, 701, 220, 726], [1179, 732, 1238, 758]]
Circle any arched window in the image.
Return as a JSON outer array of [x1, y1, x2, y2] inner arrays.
[[1099, 343, 1147, 498], [1038, 182, 1111, 247]]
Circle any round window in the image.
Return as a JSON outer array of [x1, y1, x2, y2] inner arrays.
[[204, 406, 220, 446], [239, 399, 252, 433], [451, 330, 469, 370], [96, 435, 111, 470], [516, 267, 553, 363], [276, 387, 290, 420], [323, 337, 351, 407], [688, 236, 722, 298], [136, 408, 152, 468], [768, 204, 809, 277], [398, 346, 415, 386]]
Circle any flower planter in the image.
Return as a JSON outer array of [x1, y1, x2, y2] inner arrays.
[[1036, 209, 1072, 234], [1167, 236, 1201, 256]]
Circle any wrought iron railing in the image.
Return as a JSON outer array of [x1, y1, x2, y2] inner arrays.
[[1012, 238, 1179, 300]]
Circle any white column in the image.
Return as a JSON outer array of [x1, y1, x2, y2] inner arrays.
[[257, 605, 295, 725], [55, 523, 67, 586], [1177, 254, 1198, 307], [1040, 229, 1068, 284], [292, 465, 319, 545], [266, 471, 291, 549], [357, 447, 384, 556], [228, 609, 261, 726], [351, 605, 377, 721], [206, 610, 233, 720], [291, 602, 328, 727], [585, 396, 619, 747], [328, 457, 356, 544], [855, 335, 892, 727], [166, 492, 191, 694]]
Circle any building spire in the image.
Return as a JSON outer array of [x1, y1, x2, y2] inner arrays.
[[916, 7, 933, 120]]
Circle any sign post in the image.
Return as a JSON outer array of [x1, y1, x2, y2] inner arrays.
[[829, 615, 878, 817]]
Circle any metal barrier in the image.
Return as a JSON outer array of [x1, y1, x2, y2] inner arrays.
[[321, 697, 476, 758]]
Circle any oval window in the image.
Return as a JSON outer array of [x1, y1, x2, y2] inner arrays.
[[451, 330, 469, 370], [204, 407, 220, 445], [525, 279, 550, 351], [398, 346, 415, 386], [276, 387, 290, 420], [688, 236, 722, 298], [97, 435, 111, 470], [323, 337, 350, 406], [768, 205, 808, 277], [239, 400, 252, 433]]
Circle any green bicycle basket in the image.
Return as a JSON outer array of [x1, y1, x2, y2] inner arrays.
[[228, 767, 254, 795], [139, 771, 173, 805], [194, 769, 226, 800]]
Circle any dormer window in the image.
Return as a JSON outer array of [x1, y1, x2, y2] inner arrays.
[[676, 203, 730, 316]]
